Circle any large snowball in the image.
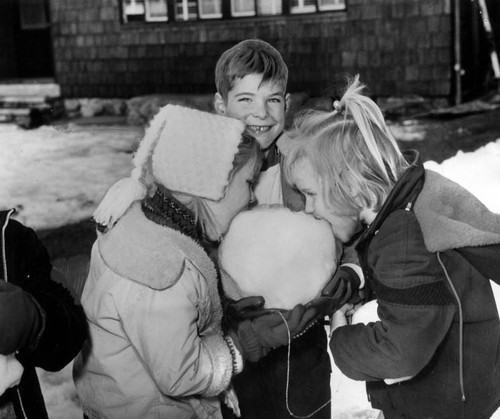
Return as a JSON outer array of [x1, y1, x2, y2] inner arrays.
[[219, 205, 340, 309]]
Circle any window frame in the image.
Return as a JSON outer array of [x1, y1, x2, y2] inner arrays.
[[120, 0, 346, 24]]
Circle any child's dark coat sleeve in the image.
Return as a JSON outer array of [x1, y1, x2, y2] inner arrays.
[[330, 210, 457, 381], [1, 218, 88, 371]]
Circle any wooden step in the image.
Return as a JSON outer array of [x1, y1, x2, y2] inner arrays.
[[0, 81, 60, 98]]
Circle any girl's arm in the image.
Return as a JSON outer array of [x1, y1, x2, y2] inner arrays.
[[330, 210, 457, 381], [119, 260, 234, 398]]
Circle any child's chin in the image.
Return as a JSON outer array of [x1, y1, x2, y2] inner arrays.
[[256, 136, 276, 151]]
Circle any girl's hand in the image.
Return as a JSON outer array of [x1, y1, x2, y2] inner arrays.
[[329, 303, 354, 336]]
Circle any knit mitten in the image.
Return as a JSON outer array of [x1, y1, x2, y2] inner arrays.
[[229, 303, 320, 362]]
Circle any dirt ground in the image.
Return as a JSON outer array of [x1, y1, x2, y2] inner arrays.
[[36, 103, 500, 261]]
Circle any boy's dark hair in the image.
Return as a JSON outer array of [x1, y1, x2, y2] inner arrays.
[[215, 39, 288, 99]]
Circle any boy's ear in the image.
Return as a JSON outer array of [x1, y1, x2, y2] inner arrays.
[[214, 93, 226, 115], [285, 93, 291, 112]]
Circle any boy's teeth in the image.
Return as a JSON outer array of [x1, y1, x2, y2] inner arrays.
[[250, 126, 269, 133]]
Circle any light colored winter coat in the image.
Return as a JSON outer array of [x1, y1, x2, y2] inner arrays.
[[74, 203, 233, 419]]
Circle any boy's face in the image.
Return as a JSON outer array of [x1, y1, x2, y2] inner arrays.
[[215, 73, 289, 151]]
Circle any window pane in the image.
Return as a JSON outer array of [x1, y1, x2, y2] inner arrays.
[[19, 0, 49, 29], [231, 0, 255, 17], [176, 0, 197, 21], [145, 0, 168, 21], [123, 0, 145, 22], [257, 0, 281, 15], [199, 0, 222, 18], [318, 0, 345, 11], [290, 0, 316, 14]]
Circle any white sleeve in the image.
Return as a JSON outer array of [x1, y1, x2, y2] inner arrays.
[[254, 164, 283, 206]]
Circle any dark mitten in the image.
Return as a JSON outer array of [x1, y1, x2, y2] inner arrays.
[[0, 280, 43, 354], [225, 296, 267, 320], [229, 303, 320, 362], [306, 264, 363, 317], [222, 295, 273, 333]]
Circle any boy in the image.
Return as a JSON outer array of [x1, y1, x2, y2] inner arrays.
[[214, 39, 362, 419], [214, 39, 302, 210]]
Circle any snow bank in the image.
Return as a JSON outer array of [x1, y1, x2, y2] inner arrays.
[[0, 123, 141, 229]]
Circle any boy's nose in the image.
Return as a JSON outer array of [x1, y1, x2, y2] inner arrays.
[[251, 102, 268, 119]]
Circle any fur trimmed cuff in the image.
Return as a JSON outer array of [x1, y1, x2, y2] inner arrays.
[[201, 334, 233, 397]]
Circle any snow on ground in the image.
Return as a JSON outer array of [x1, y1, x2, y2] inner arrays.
[[0, 123, 142, 230], [1, 123, 499, 418]]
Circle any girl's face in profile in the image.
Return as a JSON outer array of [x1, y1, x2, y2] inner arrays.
[[205, 160, 257, 240], [291, 160, 362, 243]]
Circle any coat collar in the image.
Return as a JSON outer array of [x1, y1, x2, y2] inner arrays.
[[98, 203, 218, 291], [356, 150, 500, 253], [356, 150, 423, 246]]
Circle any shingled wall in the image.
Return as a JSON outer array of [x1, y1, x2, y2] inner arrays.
[[49, 0, 453, 99]]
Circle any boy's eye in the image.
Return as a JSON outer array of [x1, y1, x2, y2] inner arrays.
[[238, 97, 252, 103], [269, 97, 282, 103]]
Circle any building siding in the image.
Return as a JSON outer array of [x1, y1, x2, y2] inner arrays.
[[49, 0, 453, 99]]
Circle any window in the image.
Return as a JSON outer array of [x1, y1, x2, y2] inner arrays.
[[231, 0, 255, 17], [175, 0, 197, 21], [257, 0, 282, 16], [290, 0, 316, 14], [19, 0, 50, 29], [199, 0, 222, 19], [318, 0, 345, 11], [146, 0, 168, 21], [123, 0, 169, 22], [121, 0, 345, 23]]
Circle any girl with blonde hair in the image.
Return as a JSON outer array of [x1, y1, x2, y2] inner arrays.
[[284, 76, 500, 419]]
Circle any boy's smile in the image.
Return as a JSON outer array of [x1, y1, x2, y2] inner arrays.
[[215, 73, 289, 151]]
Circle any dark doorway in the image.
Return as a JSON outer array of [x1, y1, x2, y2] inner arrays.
[[0, 0, 54, 80]]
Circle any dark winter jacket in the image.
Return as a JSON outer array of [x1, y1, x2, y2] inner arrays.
[[0, 209, 87, 419], [330, 152, 500, 419]]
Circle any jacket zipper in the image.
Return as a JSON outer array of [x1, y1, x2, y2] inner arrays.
[[1, 209, 15, 282], [437, 251, 466, 403], [2, 210, 28, 419], [16, 388, 28, 419]]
